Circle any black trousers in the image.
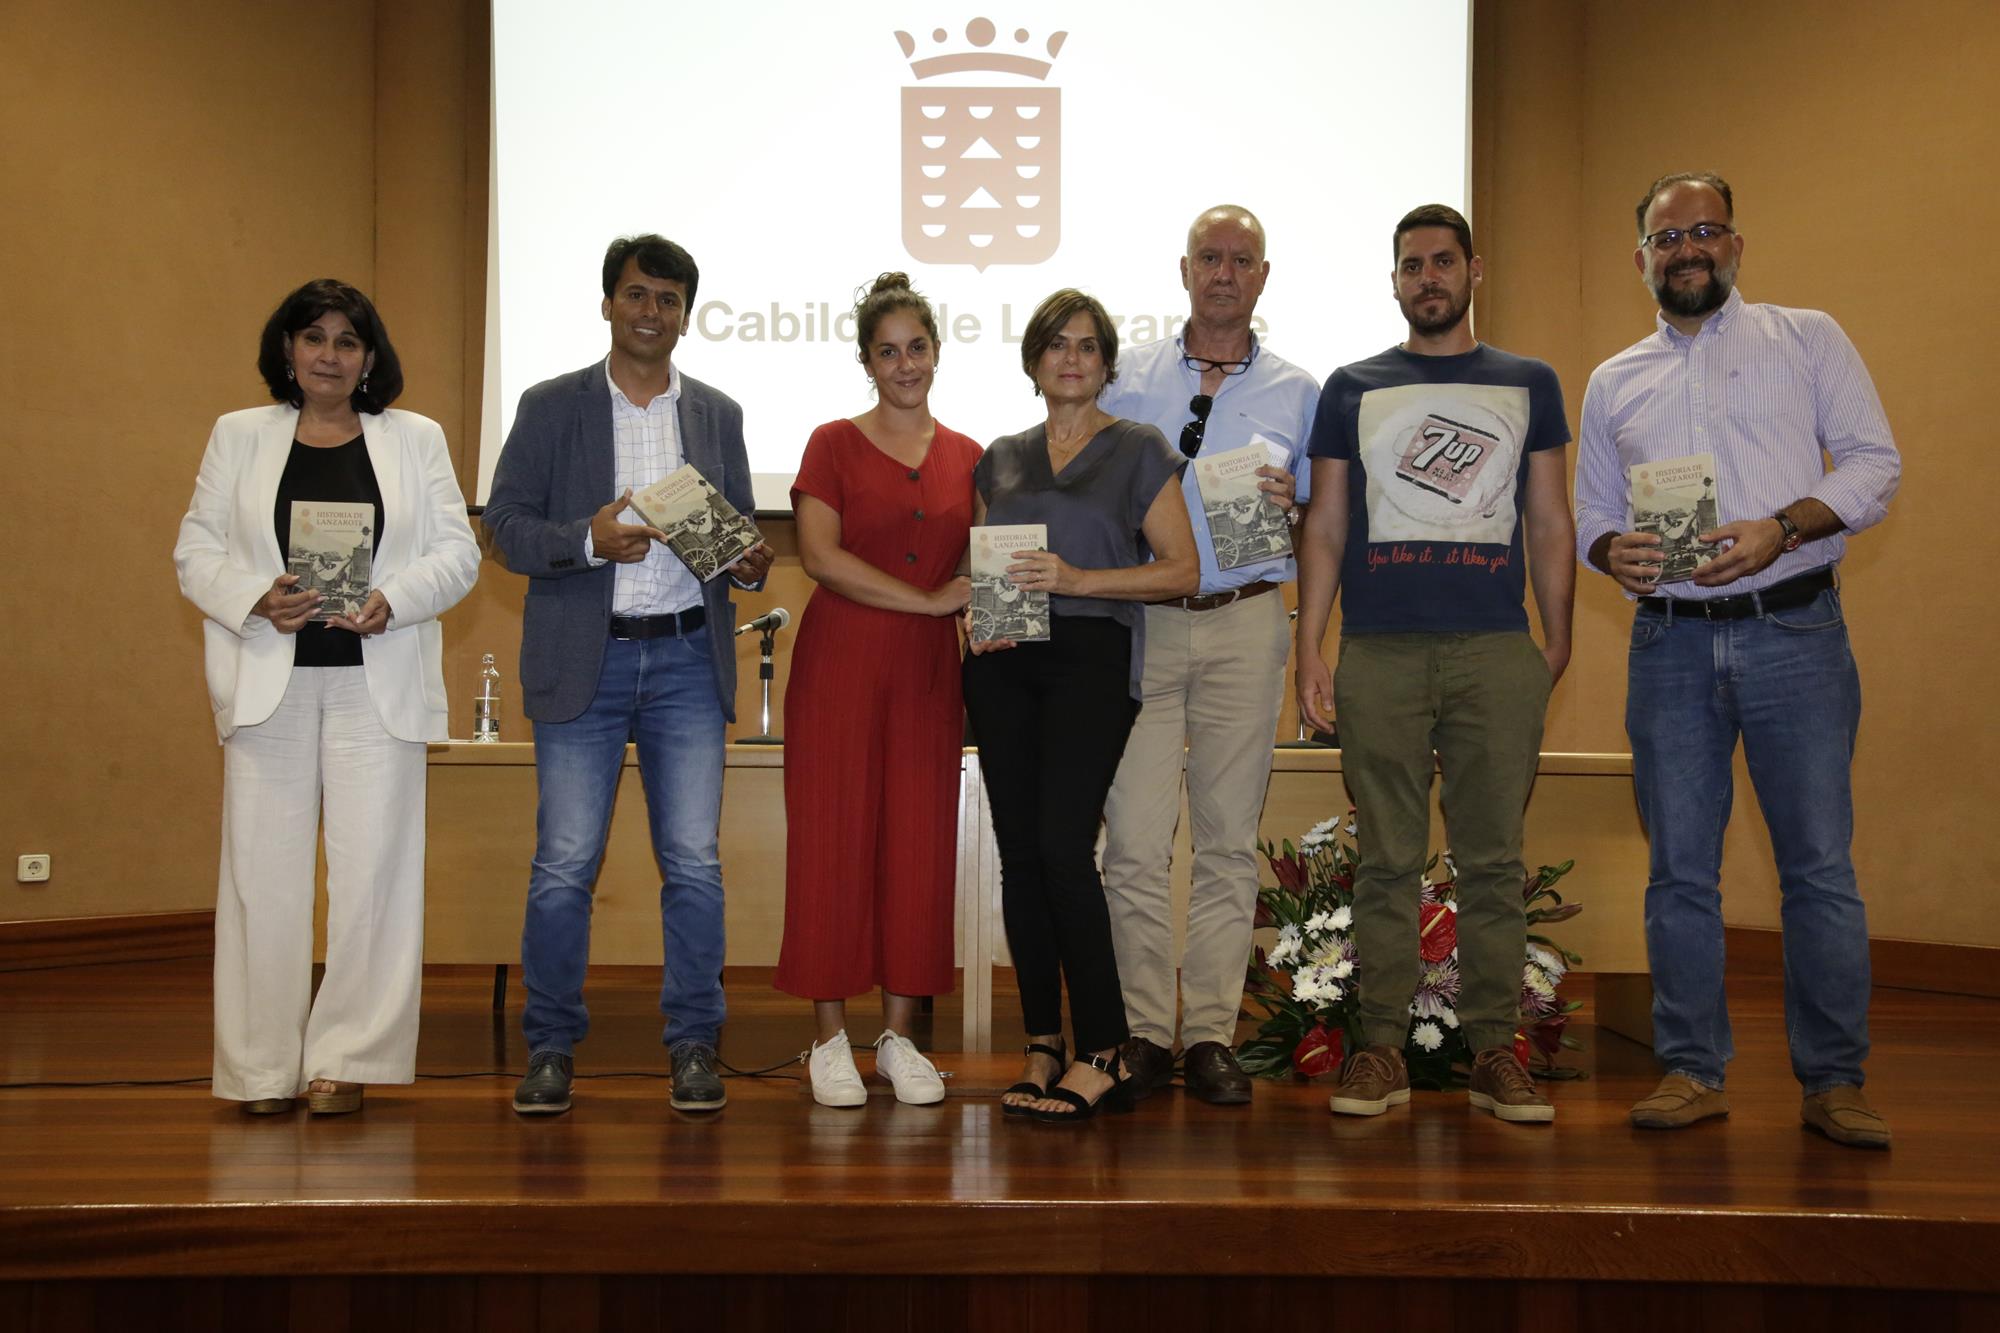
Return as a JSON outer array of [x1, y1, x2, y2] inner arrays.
[[963, 615, 1140, 1054]]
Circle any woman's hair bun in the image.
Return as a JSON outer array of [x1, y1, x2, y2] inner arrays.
[[868, 271, 914, 297]]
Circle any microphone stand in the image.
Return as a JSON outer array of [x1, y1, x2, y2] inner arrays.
[[739, 625, 783, 745]]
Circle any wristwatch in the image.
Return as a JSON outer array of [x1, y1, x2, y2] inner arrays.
[[1773, 511, 1803, 552]]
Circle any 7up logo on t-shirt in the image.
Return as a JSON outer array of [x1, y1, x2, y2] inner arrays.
[[1394, 414, 1499, 506]]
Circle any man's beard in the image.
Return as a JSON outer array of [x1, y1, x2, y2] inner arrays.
[[1653, 256, 1733, 318], [1405, 286, 1472, 337]]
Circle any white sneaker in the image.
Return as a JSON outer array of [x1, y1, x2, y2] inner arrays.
[[808, 1031, 868, 1108], [873, 1029, 946, 1105]]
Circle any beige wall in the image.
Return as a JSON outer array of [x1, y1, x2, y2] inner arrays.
[[1, 2, 380, 920], [5, 0, 1994, 950]]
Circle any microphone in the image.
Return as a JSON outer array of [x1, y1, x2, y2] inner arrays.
[[735, 607, 791, 637]]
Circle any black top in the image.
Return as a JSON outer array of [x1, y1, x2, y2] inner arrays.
[[274, 435, 382, 668]]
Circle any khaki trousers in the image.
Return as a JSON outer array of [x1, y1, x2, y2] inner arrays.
[[1102, 592, 1291, 1048], [1333, 631, 1551, 1054]]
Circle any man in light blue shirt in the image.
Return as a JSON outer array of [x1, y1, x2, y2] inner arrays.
[[1575, 173, 1900, 1148], [1098, 204, 1319, 1104]]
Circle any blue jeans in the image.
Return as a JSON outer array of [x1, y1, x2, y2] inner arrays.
[[1625, 585, 1869, 1094], [521, 631, 727, 1055]]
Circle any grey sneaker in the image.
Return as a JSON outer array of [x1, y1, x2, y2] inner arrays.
[[1468, 1047, 1555, 1123], [669, 1041, 727, 1113], [513, 1050, 574, 1115], [1328, 1044, 1410, 1117]]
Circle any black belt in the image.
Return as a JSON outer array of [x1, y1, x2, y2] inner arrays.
[[608, 607, 706, 639], [1167, 579, 1281, 613], [1636, 568, 1834, 622]]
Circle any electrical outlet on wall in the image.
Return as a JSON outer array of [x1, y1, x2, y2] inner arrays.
[[17, 854, 50, 883]]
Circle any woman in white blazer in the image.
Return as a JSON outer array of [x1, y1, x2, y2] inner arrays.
[[174, 279, 479, 1115]]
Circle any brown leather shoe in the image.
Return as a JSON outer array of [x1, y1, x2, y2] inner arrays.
[[1468, 1047, 1554, 1123], [1182, 1041, 1252, 1105], [1118, 1038, 1175, 1102], [1802, 1085, 1891, 1149], [1328, 1044, 1409, 1117], [1629, 1072, 1729, 1129]]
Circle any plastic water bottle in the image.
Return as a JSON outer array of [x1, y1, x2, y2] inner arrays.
[[474, 654, 501, 743]]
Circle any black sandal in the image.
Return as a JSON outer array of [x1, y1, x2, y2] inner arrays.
[[1028, 1049, 1136, 1123], [1001, 1040, 1067, 1118]]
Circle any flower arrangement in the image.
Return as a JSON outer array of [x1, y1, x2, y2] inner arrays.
[[1237, 810, 1584, 1088]]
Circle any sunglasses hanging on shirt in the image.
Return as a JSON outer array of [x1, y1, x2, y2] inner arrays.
[[1179, 394, 1214, 458]]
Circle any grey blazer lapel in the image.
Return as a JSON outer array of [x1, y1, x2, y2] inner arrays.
[[577, 360, 615, 500], [677, 387, 721, 485]]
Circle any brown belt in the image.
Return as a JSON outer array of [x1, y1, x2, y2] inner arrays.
[[1164, 579, 1280, 613]]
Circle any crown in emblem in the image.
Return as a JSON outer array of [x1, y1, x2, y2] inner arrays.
[[896, 18, 1067, 81]]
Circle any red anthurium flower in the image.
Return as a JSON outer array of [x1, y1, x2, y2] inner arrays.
[[1418, 902, 1458, 963], [1513, 1030, 1534, 1068], [1530, 1013, 1569, 1057], [1294, 1024, 1344, 1078]]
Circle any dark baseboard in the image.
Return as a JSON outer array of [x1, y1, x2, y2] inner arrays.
[[0, 911, 215, 973], [1726, 927, 1999, 1000]]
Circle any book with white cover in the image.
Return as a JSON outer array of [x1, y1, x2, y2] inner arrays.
[[1193, 437, 1292, 571], [628, 464, 763, 581], [969, 524, 1050, 643], [286, 501, 374, 621], [1629, 452, 1721, 584]]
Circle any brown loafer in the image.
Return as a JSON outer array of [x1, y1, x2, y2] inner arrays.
[[1119, 1038, 1175, 1102], [1182, 1041, 1252, 1105], [1802, 1085, 1890, 1149], [1629, 1072, 1728, 1129], [242, 1098, 294, 1116]]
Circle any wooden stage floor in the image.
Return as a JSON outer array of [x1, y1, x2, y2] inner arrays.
[[2, 959, 1998, 1329]]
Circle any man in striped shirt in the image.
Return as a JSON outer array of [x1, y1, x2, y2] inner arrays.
[[1575, 173, 1901, 1148]]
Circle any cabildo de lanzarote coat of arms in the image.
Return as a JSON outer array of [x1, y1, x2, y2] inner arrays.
[[896, 19, 1066, 271]]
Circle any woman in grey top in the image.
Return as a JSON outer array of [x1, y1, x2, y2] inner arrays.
[[963, 288, 1198, 1123]]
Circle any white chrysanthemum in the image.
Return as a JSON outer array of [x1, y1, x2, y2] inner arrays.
[[1292, 965, 1327, 1004], [1300, 816, 1342, 851], [1268, 924, 1302, 966], [1527, 943, 1567, 981], [1412, 1021, 1444, 1052], [1329, 905, 1353, 931], [1292, 965, 1346, 1010], [1306, 911, 1333, 933], [1332, 959, 1354, 980], [1441, 1008, 1460, 1029], [1522, 964, 1557, 1000]]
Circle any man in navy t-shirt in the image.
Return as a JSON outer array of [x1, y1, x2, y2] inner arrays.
[[1294, 204, 1576, 1125]]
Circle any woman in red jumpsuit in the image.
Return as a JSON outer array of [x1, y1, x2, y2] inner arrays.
[[776, 273, 981, 1107]]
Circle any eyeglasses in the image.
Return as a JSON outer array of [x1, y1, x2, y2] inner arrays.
[[1180, 394, 1214, 458], [1641, 223, 1735, 253], [1182, 351, 1253, 377]]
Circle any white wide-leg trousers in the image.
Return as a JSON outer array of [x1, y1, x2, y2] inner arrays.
[[212, 666, 427, 1101]]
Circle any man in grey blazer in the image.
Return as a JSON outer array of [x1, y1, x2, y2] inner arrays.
[[484, 234, 772, 1116]]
